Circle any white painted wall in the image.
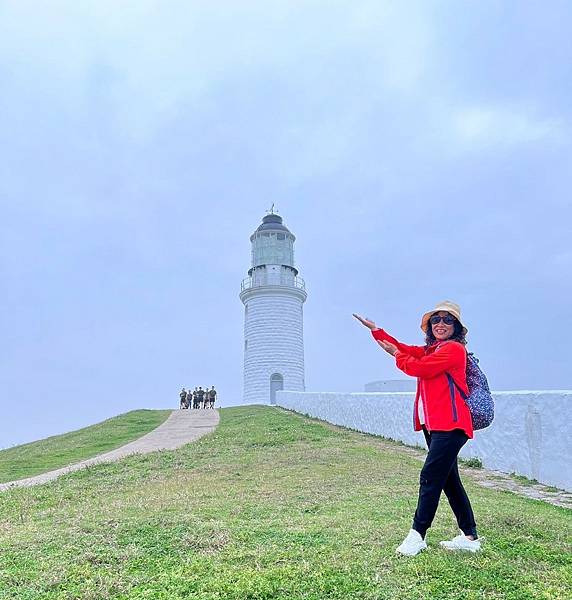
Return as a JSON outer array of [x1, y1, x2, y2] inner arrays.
[[241, 288, 306, 404], [364, 379, 416, 392], [276, 390, 572, 492]]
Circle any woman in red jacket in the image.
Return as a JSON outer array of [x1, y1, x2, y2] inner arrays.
[[354, 301, 480, 556]]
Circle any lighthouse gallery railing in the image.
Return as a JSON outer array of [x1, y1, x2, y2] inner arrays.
[[241, 275, 306, 292]]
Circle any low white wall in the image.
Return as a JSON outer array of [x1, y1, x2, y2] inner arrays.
[[276, 390, 572, 492], [364, 380, 416, 392]]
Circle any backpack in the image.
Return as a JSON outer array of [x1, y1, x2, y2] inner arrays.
[[446, 353, 494, 430]]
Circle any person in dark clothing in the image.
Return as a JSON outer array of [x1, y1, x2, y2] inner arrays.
[[179, 387, 187, 409], [197, 387, 205, 409], [208, 386, 217, 408]]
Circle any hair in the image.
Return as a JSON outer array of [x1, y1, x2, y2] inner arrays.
[[424, 312, 467, 347]]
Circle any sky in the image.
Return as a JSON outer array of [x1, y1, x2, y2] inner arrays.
[[1, 1, 571, 448]]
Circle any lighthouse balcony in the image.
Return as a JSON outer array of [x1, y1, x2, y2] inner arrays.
[[240, 274, 306, 292]]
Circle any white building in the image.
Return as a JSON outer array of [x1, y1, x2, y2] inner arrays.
[[239, 211, 307, 404]]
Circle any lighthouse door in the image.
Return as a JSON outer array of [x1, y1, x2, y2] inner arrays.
[[270, 373, 284, 405]]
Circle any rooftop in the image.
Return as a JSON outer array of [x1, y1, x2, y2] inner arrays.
[[253, 214, 293, 235]]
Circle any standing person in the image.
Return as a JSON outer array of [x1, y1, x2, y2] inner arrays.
[[197, 387, 205, 409], [208, 386, 217, 408], [179, 387, 187, 409], [185, 389, 192, 409], [192, 388, 199, 409], [354, 301, 480, 556]]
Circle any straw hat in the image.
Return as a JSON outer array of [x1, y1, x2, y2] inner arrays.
[[420, 300, 468, 335]]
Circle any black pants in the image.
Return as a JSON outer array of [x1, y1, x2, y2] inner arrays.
[[412, 427, 478, 539]]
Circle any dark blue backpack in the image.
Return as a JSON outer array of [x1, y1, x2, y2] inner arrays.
[[446, 353, 494, 430]]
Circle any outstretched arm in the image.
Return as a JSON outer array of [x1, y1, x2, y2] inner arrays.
[[395, 342, 465, 378], [353, 313, 425, 358], [371, 329, 426, 358]]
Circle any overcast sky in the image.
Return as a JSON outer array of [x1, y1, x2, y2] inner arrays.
[[1, 1, 571, 448]]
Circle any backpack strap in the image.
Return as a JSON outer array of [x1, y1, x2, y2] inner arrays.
[[445, 345, 471, 401], [445, 373, 459, 421], [446, 372, 468, 400], [439, 342, 470, 401]]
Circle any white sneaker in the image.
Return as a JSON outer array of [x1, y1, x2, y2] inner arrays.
[[440, 531, 482, 552], [396, 529, 427, 556]]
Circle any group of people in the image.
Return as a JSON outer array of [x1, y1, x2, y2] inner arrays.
[[179, 386, 217, 409]]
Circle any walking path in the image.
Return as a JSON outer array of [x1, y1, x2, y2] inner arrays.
[[367, 434, 572, 509], [0, 409, 219, 492], [465, 466, 572, 509]]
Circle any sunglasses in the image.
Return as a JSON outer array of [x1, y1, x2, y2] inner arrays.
[[429, 315, 456, 325]]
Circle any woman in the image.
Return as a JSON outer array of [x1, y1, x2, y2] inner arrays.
[[354, 301, 481, 556]]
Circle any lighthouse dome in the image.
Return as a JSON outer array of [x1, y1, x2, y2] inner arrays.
[[251, 214, 294, 237]]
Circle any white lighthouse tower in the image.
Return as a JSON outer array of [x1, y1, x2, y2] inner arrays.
[[239, 209, 307, 405]]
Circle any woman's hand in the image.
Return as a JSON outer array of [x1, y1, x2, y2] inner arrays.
[[353, 313, 397, 355], [352, 313, 378, 330], [377, 340, 398, 356]]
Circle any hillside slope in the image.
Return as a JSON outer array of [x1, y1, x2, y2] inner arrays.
[[0, 409, 171, 483], [0, 405, 570, 599]]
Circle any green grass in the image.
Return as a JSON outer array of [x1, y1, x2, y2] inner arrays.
[[510, 473, 540, 486], [459, 457, 483, 469], [0, 409, 171, 483], [0, 405, 570, 599]]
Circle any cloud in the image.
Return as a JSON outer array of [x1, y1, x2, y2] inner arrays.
[[0, 1, 433, 138], [452, 106, 565, 147]]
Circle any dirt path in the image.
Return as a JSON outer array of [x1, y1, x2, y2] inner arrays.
[[0, 409, 219, 492], [374, 439, 572, 509], [370, 436, 572, 509]]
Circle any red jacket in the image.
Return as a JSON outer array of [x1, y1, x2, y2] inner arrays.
[[372, 329, 473, 438]]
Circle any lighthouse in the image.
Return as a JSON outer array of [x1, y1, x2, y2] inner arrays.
[[239, 209, 307, 405]]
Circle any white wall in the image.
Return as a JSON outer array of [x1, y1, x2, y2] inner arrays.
[[241, 289, 306, 404], [364, 379, 416, 392], [276, 390, 572, 492]]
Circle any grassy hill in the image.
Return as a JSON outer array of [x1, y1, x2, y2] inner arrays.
[[0, 405, 570, 599], [0, 409, 171, 483]]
